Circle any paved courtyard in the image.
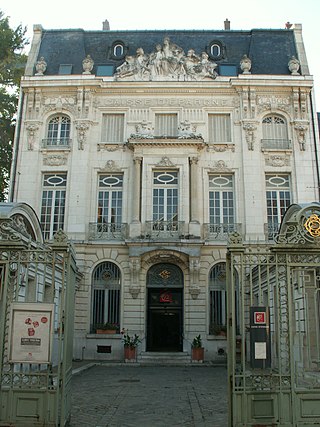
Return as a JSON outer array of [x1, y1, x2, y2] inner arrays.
[[70, 364, 228, 427]]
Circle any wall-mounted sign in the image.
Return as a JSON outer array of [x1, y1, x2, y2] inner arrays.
[[9, 303, 54, 363], [159, 290, 173, 303]]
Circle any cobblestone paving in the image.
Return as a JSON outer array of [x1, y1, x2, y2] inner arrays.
[[70, 365, 228, 427]]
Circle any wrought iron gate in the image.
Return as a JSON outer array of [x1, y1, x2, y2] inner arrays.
[[0, 218, 77, 427], [227, 203, 320, 426]]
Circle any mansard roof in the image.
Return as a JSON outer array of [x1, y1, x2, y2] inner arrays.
[[33, 27, 299, 77]]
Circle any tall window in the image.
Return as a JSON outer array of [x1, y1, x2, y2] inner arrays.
[[262, 115, 290, 149], [40, 173, 67, 240], [91, 262, 121, 331], [209, 263, 227, 335], [266, 174, 291, 237], [46, 115, 70, 146], [208, 114, 231, 143], [153, 170, 178, 230], [97, 174, 123, 229], [102, 114, 125, 142], [209, 174, 234, 232], [155, 113, 178, 137]]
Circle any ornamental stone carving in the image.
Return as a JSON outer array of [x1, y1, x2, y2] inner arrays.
[[189, 257, 201, 299], [25, 122, 41, 150], [242, 121, 257, 151], [288, 56, 300, 75], [178, 120, 202, 139], [115, 37, 218, 81], [240, 55, 251, 74], [294, 121, 309, 151], [265, 154, 290, 167], [43, 154, 68, 166], [82, 55, 94, 74], [35, 57, 47, 75], [129, 257, 141, 298], [130, 120, 154, 139], [75, 121, 90, 150], [156, 156, 176, 167]]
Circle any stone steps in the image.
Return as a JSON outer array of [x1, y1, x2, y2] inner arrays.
[[138, 351, 191, 365]]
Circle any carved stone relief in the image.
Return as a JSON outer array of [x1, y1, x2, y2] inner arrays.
[[75, 121, 91, 150], [155, 157, 176, 167], [294, 121, 309, 151], [43, 154, 68, 166], [25, 121, 42, 150], [242, 121, 258, 151], [264, 154, 290, 167], [115, 37, 218, 82]]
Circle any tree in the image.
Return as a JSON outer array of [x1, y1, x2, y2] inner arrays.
[[0, 10, 27, 201]]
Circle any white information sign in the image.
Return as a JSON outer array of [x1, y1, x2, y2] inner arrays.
[[9, 303, 54, 363], [255, 342, 267, 360]]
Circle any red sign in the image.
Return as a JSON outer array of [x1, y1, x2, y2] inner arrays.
[[254, 312, 266, 324], [159, 291, 173, 303]]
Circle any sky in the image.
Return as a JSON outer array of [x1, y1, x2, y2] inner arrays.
[[2, 0, 320, 109]]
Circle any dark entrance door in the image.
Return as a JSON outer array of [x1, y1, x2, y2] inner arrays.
[[146, 263, 184, 352]]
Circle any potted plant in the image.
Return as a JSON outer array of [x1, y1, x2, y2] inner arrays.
[[122, 330, 141, 361], [95, 322, 119, 334], [191, 334, 204, 362]]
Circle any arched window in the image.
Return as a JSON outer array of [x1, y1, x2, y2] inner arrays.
[[210, 43, 221, 58], [113, 44, 124, 57], [91, 262, 121, 332], [262, 115, 290, 149], [45, 115, 71, 147]]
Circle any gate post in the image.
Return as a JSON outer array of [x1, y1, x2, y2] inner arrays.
[[0, 222, 77, 427]]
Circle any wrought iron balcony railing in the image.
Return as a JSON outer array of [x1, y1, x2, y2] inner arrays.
[[145, 220, 185, 239], [203, 223, 242, 241], [42, 138, 71, 148], [261, 139, 291, 150], [89, 222, 128, 240]]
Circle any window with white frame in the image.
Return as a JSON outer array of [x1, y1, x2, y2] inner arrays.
[[91, 262, 121, 332], [40, 173, 67, 240], [45, 115, 71, 146], [266, 174, 291, 237], [208, 114, 231, 143], [155, 113, 178, 137], [209, 174, 235, 232], [262, 115, 290, 149], [113, 44, 124, 57], [102, 114, 125, 142], [153, 170, 178, 230], [97, 174, 123, 230]]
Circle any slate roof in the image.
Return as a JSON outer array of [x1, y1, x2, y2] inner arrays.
[[35, 28, 299, 76]]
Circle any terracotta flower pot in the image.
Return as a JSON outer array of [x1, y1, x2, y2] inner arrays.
[[192, 347, 204, 361], [96, 329, 117, 334], [124, 346, 137, 361]]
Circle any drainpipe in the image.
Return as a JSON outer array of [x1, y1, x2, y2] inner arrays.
[[309, 92, 320, 201], [9, 88, 24, 202]]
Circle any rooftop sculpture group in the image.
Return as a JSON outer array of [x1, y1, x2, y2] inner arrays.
[[115, 37, 218, 81]]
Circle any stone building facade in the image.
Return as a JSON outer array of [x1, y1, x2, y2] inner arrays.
[[10, 22, 320, 362]]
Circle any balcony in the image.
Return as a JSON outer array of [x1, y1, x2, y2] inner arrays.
[[42, 138, 71, 148], [203, 223, 242, 241], [89, 222, 128, 240], [145, 220, 185, 240], [261, 139, 291, 150]]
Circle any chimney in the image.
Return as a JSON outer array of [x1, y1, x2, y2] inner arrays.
[[102, 19, 110, 30], [224, 19, 230, 30]]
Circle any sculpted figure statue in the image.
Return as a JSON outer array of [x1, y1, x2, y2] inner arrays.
[[115, 38, 219, 81]]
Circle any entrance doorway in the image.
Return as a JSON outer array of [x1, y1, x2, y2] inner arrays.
[[146, 263, 183, 352]]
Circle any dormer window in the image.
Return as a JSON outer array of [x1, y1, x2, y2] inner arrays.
[[211, 44, 221, 58], [113, 44, 124, 57], [208, 41, 224, 61], [110, 41, 126, 60]]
